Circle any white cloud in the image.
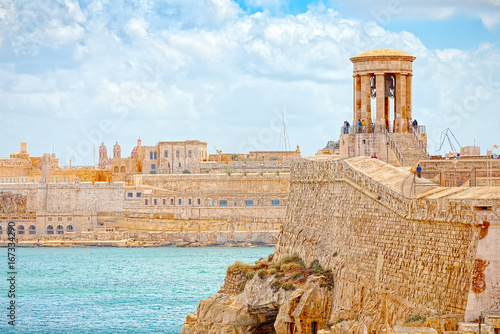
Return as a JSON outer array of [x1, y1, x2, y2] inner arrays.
[[0, 0, 499, 163], [125, 18, 149, 39]]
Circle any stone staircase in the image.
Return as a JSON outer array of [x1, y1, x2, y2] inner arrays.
[[390, 133, 428, 167]]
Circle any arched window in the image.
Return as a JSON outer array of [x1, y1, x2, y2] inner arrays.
[[57, 225, 64, 234], [18, 225, 25, 235], [29, 225, 36, 235], [66, 225, 73, 232], [0, 225, 3, 234], [47, 225, 54, 235], [120, 166, 126, 173], [114, 166, 119, 173]]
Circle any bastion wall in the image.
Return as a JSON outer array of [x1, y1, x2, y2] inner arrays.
[[275, 156, 499, 321], [0, 173, 289, 244]]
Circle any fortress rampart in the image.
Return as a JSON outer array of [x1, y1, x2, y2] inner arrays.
[[0, 173, 290, 245], [275, 156, 499, 323], [181, 156, 500, 334]]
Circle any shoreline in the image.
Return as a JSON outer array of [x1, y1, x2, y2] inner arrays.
[[0, 239, 275, 248]]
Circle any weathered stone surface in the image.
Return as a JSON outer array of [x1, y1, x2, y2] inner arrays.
[[182, 155, 500, 333], [0, 192, 27, 213]]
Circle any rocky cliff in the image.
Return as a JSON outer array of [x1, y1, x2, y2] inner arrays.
[[181, 156, 495, 334]]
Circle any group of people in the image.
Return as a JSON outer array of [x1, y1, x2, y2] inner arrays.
[[342, 119, 369, 134]]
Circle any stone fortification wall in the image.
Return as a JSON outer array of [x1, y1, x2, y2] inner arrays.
[[200, 161, 292, 173], [0, 192, 27, 213], [0, 178, 285, 245], [181, 156, 500, 333], [0, 182, 125, 213], [275, 156, 483, 320], [133, 172, 290, 194]]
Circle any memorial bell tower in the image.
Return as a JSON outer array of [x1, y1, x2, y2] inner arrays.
[[340, 49, 427, 167], [350, 48, 415, 133]]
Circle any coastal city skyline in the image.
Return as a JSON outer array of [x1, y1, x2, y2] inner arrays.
[[1, 0, 499, 165]]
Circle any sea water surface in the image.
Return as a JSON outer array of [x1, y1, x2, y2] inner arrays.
[[0, 246, 274, 334]]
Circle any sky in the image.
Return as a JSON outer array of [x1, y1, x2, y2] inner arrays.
[[0, 0, 499, 165]]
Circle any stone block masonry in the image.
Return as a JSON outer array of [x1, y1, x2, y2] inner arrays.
[[275, 156, 499, 323]]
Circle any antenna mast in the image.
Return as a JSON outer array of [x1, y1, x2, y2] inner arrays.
[[279, 109, 291, 151]]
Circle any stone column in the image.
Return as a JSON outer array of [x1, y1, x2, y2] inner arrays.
[[375, 73, 385, 131], [394, 73, 406, 132], [353, 75, 361, 126], [406, 73, 412, 121], [360, 74, 371, 129]]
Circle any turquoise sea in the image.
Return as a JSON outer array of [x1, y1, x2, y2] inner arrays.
[[0, 247, 274, 334]]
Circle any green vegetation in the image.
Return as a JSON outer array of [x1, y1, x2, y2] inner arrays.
[[226, 253, 335, 294], [227, 261, 250, 275], [332, 251, 338, 257], [245, 270, 255, 280], [271, 279, 283, 291], [404, 314, 426, 325], [182, 169, 191, 174], [257, 269, 268, 279], [149, 170, 157, 174], [310, 259, 325, 275]]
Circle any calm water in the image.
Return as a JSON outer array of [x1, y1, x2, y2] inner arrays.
[[0, 247, 274, 333]]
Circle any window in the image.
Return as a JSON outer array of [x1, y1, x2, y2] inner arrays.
[[176, 150, 180, 158], [67, 225, 73, 232], [219, 200, 227, 207], [47, 225, 54, 235], [128, 193, 133, 197], [189, 199, 192, 205], [154, 199, 157, 205], [48, 217, 52, 221], [245, 200, 253, 207], [154, 151, 157, 159], [136, 193, 142, 197], [120, 166, 126, 173], [188, 150, 192, 158], [150, 152, 153, 159], [17, 225, 25, 235], [151, 164, 156, 170], [165, 150, 168, 157], [29, 225, 36, 235], [57, 225, 64, 234], [163, 199, 166, 205], [168, 163, 170, 168], [67, 217, 72, 221], [0, 226, 2, 234], [178, 199, 182, 205], [178, 163, 181, 168], [272, 200, 280, 206], [145, 199, 148, 205], [197, 198, 201, 205], [171, 199, 174, 205], [58, 217, 62, 221]]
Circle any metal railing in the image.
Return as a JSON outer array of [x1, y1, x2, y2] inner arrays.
[[380, 126, 404, 167], [341, 124, 426, 135], [411, 128, 428, 156]]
